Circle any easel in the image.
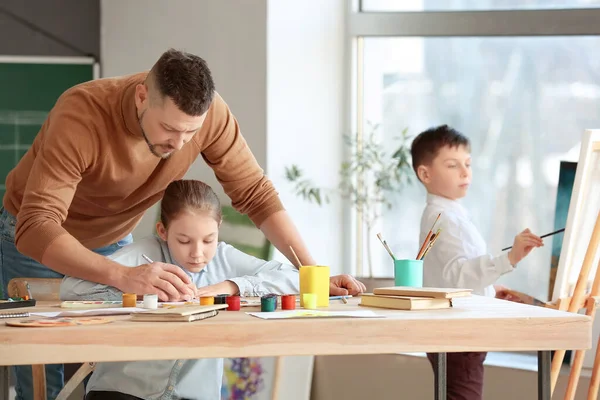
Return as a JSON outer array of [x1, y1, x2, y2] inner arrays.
[[546, 210, 600, 400]]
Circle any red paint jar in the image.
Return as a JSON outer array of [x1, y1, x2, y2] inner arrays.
[[226, 295, 241, 311], [281, 294, 296, 310]]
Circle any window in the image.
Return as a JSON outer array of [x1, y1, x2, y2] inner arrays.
[[348, 2, 600, 301], [361, 0, 600, 12]]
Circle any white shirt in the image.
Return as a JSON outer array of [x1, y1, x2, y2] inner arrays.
[[420, 193, 514, 297], [60, 236, 299, 400]]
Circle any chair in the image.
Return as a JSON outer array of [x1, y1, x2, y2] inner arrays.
[[7, 277, 94, 400]]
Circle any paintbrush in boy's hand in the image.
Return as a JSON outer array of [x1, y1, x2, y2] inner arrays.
[[501, 228, 565, 251]]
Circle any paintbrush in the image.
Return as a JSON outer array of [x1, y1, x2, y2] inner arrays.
[[420, 229, 442, 260], [376, 233, 396, 260], [501, 228, 565, 251], [416, 213, 441, 259], [289, 245, 302, 268]]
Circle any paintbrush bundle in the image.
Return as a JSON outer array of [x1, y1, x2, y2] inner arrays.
[[130, 304, 228, 322]]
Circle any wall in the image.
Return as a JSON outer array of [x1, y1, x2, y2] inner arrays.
[[101, 0, 268, 238], [0, 0, 99, 58], [266, 0, 346, 274]]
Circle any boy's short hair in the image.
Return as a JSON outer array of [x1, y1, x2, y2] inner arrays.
[[410, 124, 470, 175]]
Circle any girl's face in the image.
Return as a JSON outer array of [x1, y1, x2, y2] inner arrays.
[[156, 210, 220, 273]]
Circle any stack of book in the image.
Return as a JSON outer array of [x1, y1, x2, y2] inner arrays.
[[359, 286, 472, 310]]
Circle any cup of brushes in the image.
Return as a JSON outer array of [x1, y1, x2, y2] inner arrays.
[[289, 246, 330, 308]]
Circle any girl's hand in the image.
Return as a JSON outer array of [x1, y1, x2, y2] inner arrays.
[[196, 280, 239, 298]]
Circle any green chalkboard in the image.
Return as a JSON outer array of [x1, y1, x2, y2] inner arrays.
[[0, 57, 95, 200]]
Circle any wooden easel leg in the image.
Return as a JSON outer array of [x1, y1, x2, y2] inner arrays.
[[588, 333, 600, 400], [32, 364, 46, 400], [565, 298, 598, 400], [433, 352, 447, 400], [538, 351, 551, 400]]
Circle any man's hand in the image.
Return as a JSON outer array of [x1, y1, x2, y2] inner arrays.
[[329, 274, 366, 296], [508, 228, 543, 265], [196, 281, 239, 298], [119, 262, 197, 302]]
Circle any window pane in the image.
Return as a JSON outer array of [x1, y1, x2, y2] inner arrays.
[[362, 36, 600, 300], [361, 0, 600, 12]]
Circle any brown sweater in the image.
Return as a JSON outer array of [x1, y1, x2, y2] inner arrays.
[[4, 72, 283, 262]]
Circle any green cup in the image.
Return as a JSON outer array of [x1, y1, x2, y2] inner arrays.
[[394, 259, 423, 287]]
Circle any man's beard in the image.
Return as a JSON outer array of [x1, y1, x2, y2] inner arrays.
[[139, 111, 171, 160]]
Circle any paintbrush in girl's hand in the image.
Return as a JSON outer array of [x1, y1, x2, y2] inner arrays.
[[501, 228, 565, 251], [376, 233, 396, 260]]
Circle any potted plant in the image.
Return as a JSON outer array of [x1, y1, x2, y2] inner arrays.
[[284, 123, 413, 277]]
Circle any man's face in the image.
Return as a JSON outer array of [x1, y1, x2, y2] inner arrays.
[[135, 84, 206, 159]]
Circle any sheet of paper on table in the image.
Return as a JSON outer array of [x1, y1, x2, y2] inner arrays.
[[246, 310, 384, 320]]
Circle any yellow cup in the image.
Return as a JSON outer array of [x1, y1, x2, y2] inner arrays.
[[302, 293, 318, 310], [299, 266, 330, 307]]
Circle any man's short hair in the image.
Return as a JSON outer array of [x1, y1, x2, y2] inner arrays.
[[410, 124, 470, 175], [148, 48, 215, 116]]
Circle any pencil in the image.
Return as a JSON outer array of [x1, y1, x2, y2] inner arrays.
[[142, 254, 154, 264], [501, 228, 565, 251]]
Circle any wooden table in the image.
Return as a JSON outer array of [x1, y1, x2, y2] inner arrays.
[[0, 296, 592, 400]]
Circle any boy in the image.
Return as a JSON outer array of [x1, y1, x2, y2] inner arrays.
[[410, 125, 543, 400]]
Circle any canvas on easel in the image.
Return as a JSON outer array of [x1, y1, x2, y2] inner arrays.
[[552, 130, 600, 303], [548, 129, 600, 399]]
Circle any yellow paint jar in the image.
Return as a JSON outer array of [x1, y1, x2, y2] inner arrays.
[[122, 293, 137, 308], [302, 293, 318, 310], [299, 266, 330, 307], [200, 296, 214, 305]]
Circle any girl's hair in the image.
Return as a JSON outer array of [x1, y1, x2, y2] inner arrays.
[[160, 180, 222, 228]]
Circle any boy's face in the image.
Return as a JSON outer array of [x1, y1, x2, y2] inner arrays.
[[418, 145, 472, 200]]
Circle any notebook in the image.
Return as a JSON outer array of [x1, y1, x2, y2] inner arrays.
[[372, 286, 472, 299], [130, 304, 228, 322], [0, 311, 30, 319], [359, 293, 452, 310]]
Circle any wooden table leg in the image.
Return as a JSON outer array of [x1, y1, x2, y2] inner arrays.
[[32, 364, 46, 400], [0, 366, 9, 400], [434, 352, 447, 400], [538, 351, 551, 400]]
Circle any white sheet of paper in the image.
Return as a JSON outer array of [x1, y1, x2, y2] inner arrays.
[[31, 307, 148, 318], [246, 310, 384, 320]]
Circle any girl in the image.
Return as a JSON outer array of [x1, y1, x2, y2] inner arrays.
[[60, 179, 299, 400]]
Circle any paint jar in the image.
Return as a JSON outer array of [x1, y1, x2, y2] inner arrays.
[[302, 293, 318, 310], [261, 294, 277, 312], [281, 294, 296, 310], [142, 294, 158, 309], [226, 295, 241, 311], [299, 266, 330, 307], [200, 296, 214, 305], [214, 294, 228, 304], [122, 293, 137, 308]]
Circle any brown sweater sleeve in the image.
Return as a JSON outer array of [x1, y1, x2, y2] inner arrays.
[[197, 93, 284, 227], [15, 92, 97, 262]]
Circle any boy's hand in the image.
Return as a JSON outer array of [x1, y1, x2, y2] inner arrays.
[[494, 284, 524, 303], [507, 228, 543, 266], [195, 280, 239, 298]]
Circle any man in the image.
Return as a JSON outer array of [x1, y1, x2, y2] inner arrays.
[[0, 49, 365, 400]]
